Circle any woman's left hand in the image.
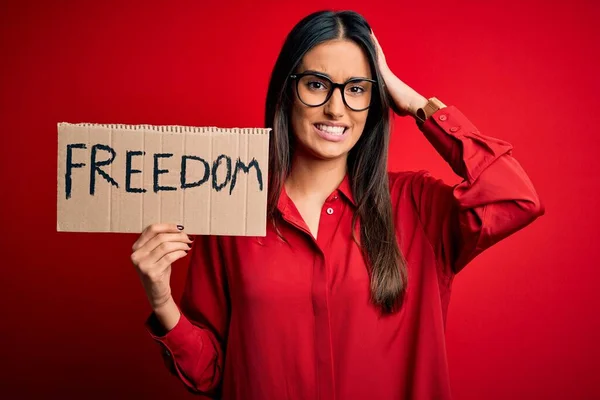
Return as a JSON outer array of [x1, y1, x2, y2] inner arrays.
[[371, 32, 428, 118]]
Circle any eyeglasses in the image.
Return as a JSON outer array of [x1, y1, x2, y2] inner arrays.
[[289, 72, 377, 112]]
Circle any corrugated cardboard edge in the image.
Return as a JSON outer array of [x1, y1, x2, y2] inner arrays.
[[57, 122, 272, 135]]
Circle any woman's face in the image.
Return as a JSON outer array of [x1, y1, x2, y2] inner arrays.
[[290, 39, 373, 161]]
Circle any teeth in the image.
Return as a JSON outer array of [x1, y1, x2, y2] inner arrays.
[[316, 124, 345, 135]]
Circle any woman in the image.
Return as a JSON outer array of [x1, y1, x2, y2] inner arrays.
[[131, 10, 544, 400]]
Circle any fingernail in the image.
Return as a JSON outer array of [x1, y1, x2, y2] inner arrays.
[[188, 235, 195, 241], [177, 225, 184, 230]]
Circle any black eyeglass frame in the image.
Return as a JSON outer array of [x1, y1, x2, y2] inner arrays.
[[289, 72, 377, 112]]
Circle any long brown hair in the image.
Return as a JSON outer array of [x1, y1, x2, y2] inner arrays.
[[264, 10, 408, 313]]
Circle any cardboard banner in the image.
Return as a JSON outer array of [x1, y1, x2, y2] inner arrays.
[[57, 123, 270, 236]]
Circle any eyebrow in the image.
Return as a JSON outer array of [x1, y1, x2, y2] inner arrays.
[[300, 69, 372, 81]]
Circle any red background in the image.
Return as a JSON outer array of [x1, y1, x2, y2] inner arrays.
[[1, 0, 598, 398]]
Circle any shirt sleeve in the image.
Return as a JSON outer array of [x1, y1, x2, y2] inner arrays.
[[145, 234, 229, 397], [398, 105, 545, 276]]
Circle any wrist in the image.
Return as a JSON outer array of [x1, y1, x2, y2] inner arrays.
[[150, 292, 173, 311], [415, 97, 447, 125], [153, 296, 181, 333], [409, 95, 428, 118]]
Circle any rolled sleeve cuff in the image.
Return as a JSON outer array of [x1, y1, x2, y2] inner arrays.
[[145, 309, 200, 355], [420, 105, 514, 183]]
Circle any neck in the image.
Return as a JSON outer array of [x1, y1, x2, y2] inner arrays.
[[285, 150, 348, 204]]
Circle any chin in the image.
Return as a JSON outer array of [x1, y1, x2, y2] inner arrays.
[[308, 144, 350, 161]]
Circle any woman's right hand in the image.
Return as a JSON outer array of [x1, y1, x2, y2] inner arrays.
[[130, 223, 193, 310]]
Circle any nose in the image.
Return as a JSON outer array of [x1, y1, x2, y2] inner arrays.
[[324, 87, 345, 118]]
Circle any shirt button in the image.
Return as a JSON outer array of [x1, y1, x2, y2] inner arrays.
[[450, 126, 460, 132], [326, 207, 334, 215], [439, 114, 448, 121]]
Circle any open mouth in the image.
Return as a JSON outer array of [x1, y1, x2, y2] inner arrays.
[[314, 123, 348, 136]]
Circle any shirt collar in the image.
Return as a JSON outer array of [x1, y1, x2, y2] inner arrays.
[[335, 173, 356, 206], [276, 174, 356, 216]]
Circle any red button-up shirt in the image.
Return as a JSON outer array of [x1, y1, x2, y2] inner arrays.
[[146, 105, 544, 399]]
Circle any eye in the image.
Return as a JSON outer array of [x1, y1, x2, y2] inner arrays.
[[346, 85, 366, 97], [345, 80, 372, 96], [300, 75, 330, 92], [306, 80, 328, 91], [348, 85, 365, 93]]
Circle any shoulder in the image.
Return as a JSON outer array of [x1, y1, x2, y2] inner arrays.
[[387, 169, 440, 195], [387, 170, 453, 208], [387, 170, 423, 210], [388, 169, 428, 185]]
